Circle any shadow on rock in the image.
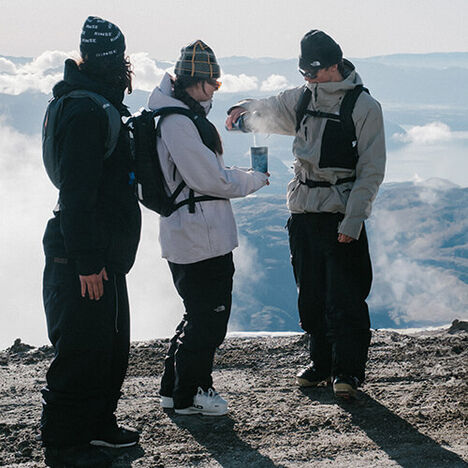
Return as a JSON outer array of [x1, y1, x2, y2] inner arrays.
[[168, 413, 285, 468], [338, 394, 466, 468], [299, 384, 336, 405], [102, 445, 146, 467]]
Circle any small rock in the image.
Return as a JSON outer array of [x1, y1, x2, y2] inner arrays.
[[8, 338, 34, 354], [448, 319, 468, 334]]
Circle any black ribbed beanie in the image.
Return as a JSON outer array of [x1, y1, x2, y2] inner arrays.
[[299, 30, 342, 70]]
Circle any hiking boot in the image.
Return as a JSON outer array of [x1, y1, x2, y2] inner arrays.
[[90, 424, 139, 448], [44, 444, 112, 468], [296, 365, 331, 387], [175, 387, 228, 416], [160, 395, 174, 409], [333, 375, 360, 399]]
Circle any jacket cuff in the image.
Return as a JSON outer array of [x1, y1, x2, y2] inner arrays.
[[226, 100, 254, 115], [76, 253, 105, 276], [338, 217, 363, 240]]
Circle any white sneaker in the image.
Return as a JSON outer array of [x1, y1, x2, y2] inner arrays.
[[175, 387, 228, 416], [160, 396, 174, 409]]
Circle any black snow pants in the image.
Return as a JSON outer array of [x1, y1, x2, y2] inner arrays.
[[287, 213, 372, 383], [161, 253, 234, 409], [40, 257, 130, 447]]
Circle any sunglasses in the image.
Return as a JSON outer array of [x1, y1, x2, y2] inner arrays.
[[298, 68, 321, 80], [207, 79, 222, 90]]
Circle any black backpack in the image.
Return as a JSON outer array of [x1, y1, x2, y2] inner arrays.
[[295, 84, 369, 144], [42, 89, 121, 189], [126, 107, 224, 217]]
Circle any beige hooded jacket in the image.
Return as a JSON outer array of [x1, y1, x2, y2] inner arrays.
[[234, 62, 386, 239]]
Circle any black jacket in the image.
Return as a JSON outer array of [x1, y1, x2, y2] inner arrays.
[[43, 59, 141, 275]]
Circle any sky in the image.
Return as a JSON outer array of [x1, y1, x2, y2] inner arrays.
[[1, 0, 467, 60]]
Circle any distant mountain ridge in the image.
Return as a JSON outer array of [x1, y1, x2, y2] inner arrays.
[[363, 52, 468, 69]]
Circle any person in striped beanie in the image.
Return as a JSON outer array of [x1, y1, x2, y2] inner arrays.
[[174, 40, 221, 79], [147, 40, 269, 416]]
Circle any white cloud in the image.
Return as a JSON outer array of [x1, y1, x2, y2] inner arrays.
[[230, 234, 264, 330], [394, 121, 452, 144], [23, 50, 74, 74], [0, 57, 16, 74], [0, 122, 55, 348], [260, 74, 289, 92], [0, 119, 264, 347], [0, 121, 181, 348], [386, 122, 468, 187], [219, 73, 258, 93], [0, 50, 265, 97], [0, 50, 76, 94], [368, 181, 468, 325], [129, 52, 167, 92]]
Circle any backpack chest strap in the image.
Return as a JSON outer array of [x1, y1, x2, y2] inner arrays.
[[299, 176, 356, 188], [304, 109, 341, 121]]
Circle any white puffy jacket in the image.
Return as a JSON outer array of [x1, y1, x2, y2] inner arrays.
[[148, 73, 268, 264]]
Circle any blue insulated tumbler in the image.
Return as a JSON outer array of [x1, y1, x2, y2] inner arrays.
[[251, 146, 268, 173]]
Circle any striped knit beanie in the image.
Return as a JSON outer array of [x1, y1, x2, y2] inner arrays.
[[80, 16, 126, 60], [174, 40, 220, 79]]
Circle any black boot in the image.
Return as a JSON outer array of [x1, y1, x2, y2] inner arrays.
[[44, 445, 112, 468], [332, 375, 360, 399], [296, 365, 331, 387], [90, 424, 140, 448]]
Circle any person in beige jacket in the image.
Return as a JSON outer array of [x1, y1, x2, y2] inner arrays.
[[226, 30, 386, 399]]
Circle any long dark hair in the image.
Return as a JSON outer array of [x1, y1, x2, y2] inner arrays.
[[173, 76, 223, 155], [78, 54, 134, 94]]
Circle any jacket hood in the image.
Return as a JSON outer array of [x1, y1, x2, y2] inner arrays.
[[306, 59, 363, 110], [148, 72, 213, 114], [53, 59, 126, 110]]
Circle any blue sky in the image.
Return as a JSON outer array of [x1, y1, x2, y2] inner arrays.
[[1, 0, 467, 59]]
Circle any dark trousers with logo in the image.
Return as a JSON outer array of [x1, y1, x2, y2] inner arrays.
[[40, 257, 130, 447], [161, 253, 234, 409], [287, 213, 372, 383]]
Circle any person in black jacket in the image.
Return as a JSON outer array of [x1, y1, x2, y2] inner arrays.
[[41, 17, 141, 468]]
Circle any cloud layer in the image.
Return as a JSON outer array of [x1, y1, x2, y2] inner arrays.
[[368, 180, 468, 325], [0, 51, 290, 95], [387, 122, 468, 187], [0, 121, 265, 348], [0, 122, 185, 348]]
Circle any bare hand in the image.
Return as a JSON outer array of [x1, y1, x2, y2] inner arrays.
[[338, 233, 355, 243], [80, 268, 108, 300], [225, 107, 246, 129]]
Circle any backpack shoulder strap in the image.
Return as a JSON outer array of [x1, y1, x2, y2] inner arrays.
[[65, 90, 122, 159], [152, 106, 217, 153], [339, 85, 369, 142], [295, 87, 312, 132], [145, 106, 225, 214], [152, 106, 200, 135]]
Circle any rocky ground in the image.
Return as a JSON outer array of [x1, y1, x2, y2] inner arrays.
[[0, 320, 467, 467]]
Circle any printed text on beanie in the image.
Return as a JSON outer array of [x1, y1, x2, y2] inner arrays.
[[80, 16, 126, 60]]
